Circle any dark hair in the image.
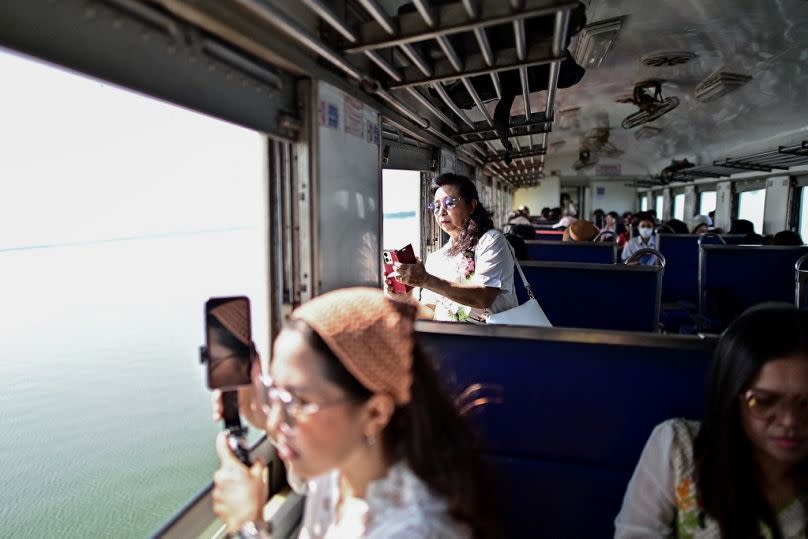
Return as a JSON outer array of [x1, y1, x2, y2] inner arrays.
[[607, 211, 619, 220], [288, 319, 499, 538], [541, 207, 550, 218], [431, 173, 494, 257], [694, 305, 808, 538], [662, 219, 689, 234], [773, 230, 804, 246], [729, 219, 755, 235]]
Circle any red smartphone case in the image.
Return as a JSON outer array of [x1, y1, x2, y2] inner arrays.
[[383, 244, 416, 293]]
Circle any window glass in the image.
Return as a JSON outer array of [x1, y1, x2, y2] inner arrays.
[[737, 188, 767, 234], [640, 195, 648, 212], [799, 187, 808, 243], [655, 194, 664, 216], [383, 169, 421, 259], [673, 193, 685, 221], [699, 191, 717, 216], [0, 49, 267, 537]]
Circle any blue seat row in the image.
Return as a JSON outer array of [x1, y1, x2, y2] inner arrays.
[[418, 322, 716, 538], [700, 245, 808, 330], [516, 261, 662, 332], [524, 240, 616, 264]]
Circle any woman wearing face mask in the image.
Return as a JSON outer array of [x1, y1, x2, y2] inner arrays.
[[621, 213, 657, 265], [389, 173, 518, 322], [615, 304, 808, 538], [211, 288, 498, 538]]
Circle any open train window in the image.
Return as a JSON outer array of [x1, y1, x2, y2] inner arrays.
[[383, 169, 422, 259], [655, 194, 664, 216], [737, 188, 767, 234], [799, 186, 808, 243], [673, 193, 686, 221], [640, 195, 649, 212], [1, 48, 268, 537], [699, 191, 717, 216]]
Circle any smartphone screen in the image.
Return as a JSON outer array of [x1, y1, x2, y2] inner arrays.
[[205, 296, 253, 391]]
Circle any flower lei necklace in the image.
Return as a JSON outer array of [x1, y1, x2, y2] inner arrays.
[[459, 250, 475, 281]]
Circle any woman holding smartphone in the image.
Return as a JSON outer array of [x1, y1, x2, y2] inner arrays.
[[211, 287, 498, 538], [615, 304, 808, 537], [390, 173, 518, 322]]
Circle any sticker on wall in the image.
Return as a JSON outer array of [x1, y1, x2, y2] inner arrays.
[[319, 100, 340, 128], [365, 120, 380, 146], [595, 186, 606, 199], [344, 95, 363, 137]]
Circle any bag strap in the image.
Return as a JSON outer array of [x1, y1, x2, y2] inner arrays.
[[506, 242, 535, 300]]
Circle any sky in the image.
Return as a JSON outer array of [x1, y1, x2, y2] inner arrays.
[[0, 47, 265, 251]]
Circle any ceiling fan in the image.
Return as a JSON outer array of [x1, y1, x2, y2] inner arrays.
[[617, 80, 680, 129]]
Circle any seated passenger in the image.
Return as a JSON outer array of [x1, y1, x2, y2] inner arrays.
[[503, 211, 534, 241], [211, 288, 497, 538], [729, 218, 756, 236], [773, 230, 804, 246], [689, 214, 711, 235], [562, 219, 597, 242], [615, 304, 808, 538], [390, 173, 518, 322], [621, 213, 657, 265]]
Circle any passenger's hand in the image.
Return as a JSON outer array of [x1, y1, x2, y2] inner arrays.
[[394, 260, 429, 287], [212, 431, 267, 532], [211, 360, 267, 429]]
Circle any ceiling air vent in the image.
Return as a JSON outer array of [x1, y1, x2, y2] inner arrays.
[[695, 72, 752, 102], [573, 16, 627, 69], [641, 51, 697, 67]]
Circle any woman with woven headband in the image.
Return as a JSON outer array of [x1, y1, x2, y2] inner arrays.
[[390, 173, 518, 322], [211, 288, 497, 538]]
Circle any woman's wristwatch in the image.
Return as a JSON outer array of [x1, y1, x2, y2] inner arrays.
[[235, 521, 271, 539]]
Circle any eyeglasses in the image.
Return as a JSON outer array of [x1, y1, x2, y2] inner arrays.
[[742, 389, 808, 422], [427, 196, 460, 215], [256, 375, 348, 428]]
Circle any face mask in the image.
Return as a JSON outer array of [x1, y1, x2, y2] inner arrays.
[[639, 227, 654, 239]]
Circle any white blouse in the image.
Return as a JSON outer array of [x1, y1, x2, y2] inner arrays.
[[297, 461, 469, 539], [420, 229, 518, 321], [620, 235, 657, 264], [615, 418, 807, 538]]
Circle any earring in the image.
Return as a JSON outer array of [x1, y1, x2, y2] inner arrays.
[[365, 434, 376, 447]]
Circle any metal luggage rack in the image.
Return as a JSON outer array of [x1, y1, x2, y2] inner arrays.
[[667, 140, 808, 181], [292, 0, 577, 187]]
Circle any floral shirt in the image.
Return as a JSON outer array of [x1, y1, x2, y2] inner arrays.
[[419, 229, 518, 321], [297, 461, 469, 539], [615, 418, 808, 538]]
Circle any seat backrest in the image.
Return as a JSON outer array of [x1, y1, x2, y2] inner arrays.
[[516, 261, 662, 331], [525, 240, 616, 264], [700, 245, 808, 329], [656, 234, 700, 303], [417, 322, 716, 538], [533, 229, 564, 241]]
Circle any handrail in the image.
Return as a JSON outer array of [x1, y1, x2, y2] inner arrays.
[[593, 230, 616, 242], [625, 248, 666, 268], [795, 254, 808, 308]]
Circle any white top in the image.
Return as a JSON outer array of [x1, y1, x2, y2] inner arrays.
[[420, 229, 518, 321], [615, 418, 807, 538], [620, 235, 657, 264], [298, 461, 470, 539]]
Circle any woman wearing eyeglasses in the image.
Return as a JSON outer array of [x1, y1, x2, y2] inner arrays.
[[211, 288, 497, 538], [390, 173, 518, 322], [615, 304, 808, 538]]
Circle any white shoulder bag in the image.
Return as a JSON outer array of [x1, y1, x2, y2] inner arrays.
[[486, 245, 553, 327]]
